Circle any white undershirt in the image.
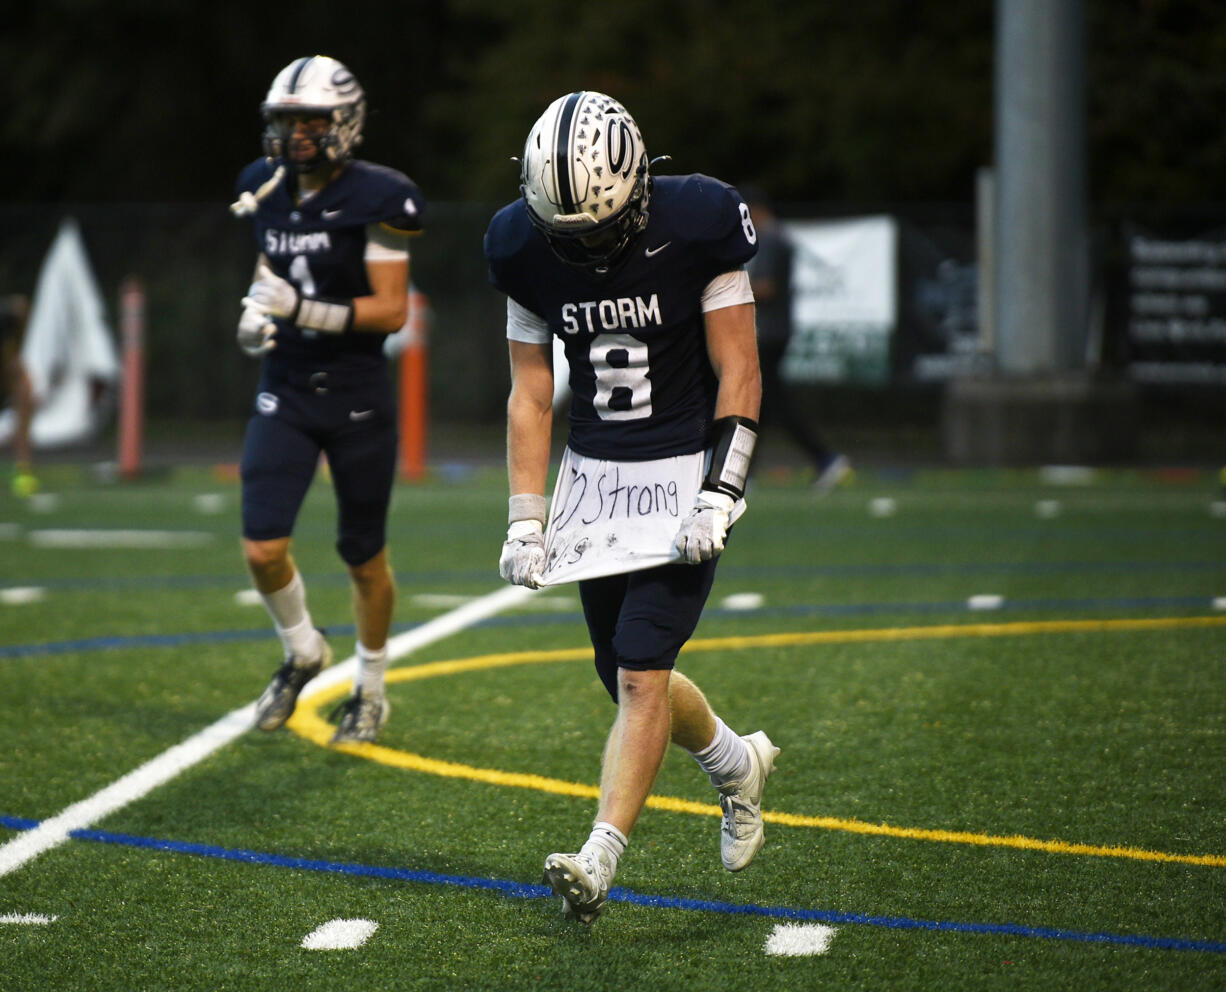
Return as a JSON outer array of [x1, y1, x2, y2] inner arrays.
[[365, 223, 410, 262]]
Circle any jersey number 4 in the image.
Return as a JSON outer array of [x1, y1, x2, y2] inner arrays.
[[590, 333, 651, 421]]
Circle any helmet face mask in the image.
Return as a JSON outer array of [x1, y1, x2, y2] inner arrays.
[[261, 56, 365, 174], [520, 91, 651, 274]]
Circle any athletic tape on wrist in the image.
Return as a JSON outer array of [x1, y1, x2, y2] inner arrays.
[[508, 492, 547, 525], [296, 297, 354, 334], [703, 416, 758, 500]]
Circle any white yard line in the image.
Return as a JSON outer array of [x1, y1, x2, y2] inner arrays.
[[0, 583, 538, 878], [28, 529, 215, 549]]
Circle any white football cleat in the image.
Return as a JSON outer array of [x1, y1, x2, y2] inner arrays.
[[542, 851, 613, 925], [329, 690, 391, 744], [719, 730, 780, 871]]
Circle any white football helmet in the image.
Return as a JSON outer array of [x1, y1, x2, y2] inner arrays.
[[261, 56, 365, 172], [520, 91, 651, 272]]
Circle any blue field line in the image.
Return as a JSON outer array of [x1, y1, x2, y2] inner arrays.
[[1, 815, 1221, 954], [7, 558, 1222, 592], [1, 594, 1221, 659]]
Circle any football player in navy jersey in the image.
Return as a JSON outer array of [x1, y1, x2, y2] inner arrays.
[[232, 56, 425, 744], [485, 91, 780, 924]]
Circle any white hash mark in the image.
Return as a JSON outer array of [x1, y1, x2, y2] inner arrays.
[[302, 918, 379, 950], [764, 923, 837, 956]]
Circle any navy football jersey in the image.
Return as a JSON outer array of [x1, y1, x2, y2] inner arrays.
[[236, 158, 425, 377], [485, 174, 757, 460]]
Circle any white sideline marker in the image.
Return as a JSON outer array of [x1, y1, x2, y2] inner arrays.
[[28, 493, 60, 513], [1, 587, 45, 605], [0, 583, 540, 878], [968, 594, 1005, 611], [302, 918, 379, 950], [1035, 499, 1061, 519], [722, 592, 764, 611], [28, 529, 214, 549], [192, 494, 226, 515], [868, 497, 896, 518], [765, 923, 837, 956], [0, 913, 58, 925]]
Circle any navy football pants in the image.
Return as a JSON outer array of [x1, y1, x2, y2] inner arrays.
[[240, 376, 397, 567], [579, 555, 721, 702]]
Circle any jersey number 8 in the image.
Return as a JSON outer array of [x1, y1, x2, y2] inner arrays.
[[590, 333, 651, 421]]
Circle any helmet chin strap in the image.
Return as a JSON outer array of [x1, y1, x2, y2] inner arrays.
[[230, 163, 287, 217]]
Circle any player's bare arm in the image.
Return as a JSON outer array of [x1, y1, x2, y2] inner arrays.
[[704, 300, 762, 421], [506, 338, 554, 497], [500, 338, 554, 588], [352, 257, 409, 332]]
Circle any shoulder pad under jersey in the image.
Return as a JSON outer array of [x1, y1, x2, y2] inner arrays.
[[652, 174, 757, 271], [343, 161, 426, 233], [484, 200, 544, 300]]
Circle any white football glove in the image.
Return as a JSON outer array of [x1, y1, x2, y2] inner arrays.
[[673, 490, 736, 564], [236, 305, 276, 357], [499, 519, 546, 589], [242, 260, 299, 319]]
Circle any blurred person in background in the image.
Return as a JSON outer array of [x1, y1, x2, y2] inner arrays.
[[486, 91, 780, 924], [741, 184, 850, 494], [232, 55, 425, 744], [0, 295, 37, 498]]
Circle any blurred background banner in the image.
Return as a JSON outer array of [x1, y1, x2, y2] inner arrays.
[[0, 218, 118, 448], [1116, 223, 1226, 385], [785, 216, 897, 387]]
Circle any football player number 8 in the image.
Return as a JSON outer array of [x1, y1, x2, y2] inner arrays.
[[739, 202, 758, 244], [590, 333, 652, 421]]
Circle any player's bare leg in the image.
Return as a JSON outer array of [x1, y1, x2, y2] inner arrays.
[[543, 667, 670, 923], [244, 537, 331, 730], [243, 536, 295, 596], [666, 671, 717, 752], [348, 546, 394, 651], [671, 669, 781, 871], [596, 667, 672, 836]]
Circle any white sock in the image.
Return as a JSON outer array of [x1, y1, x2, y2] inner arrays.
[[259, 572, 319, 661], [692, 717, 751, 791], [580, 821, 628, 876], [278, 618, 322, 664], [356, 642, 388, 698]]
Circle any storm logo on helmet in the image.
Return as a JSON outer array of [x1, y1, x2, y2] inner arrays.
[[520, 91, 653, 275]]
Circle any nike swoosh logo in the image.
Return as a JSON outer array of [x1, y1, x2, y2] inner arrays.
[[322, 209, 343, 219], [644, 242, 671, 258], [349, 409, 374, 421]]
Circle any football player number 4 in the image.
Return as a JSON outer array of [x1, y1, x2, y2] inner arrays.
[[289, 255, 316, 296], [590, 333, 651, 421]]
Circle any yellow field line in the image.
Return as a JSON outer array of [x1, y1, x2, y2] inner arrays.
[[288, 615, 1226, 869]]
